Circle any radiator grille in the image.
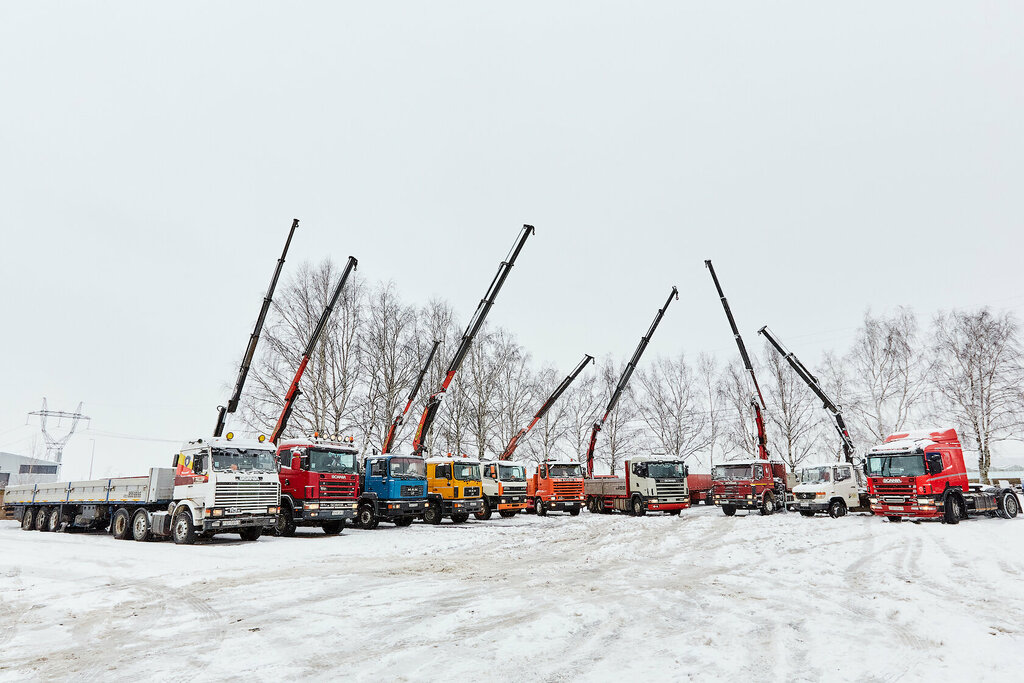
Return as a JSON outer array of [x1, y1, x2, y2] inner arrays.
[[214, 481, 280, 512], [319, 479, 357, 499], [401, 485, 425, 497], [463, 486, 480, 497]]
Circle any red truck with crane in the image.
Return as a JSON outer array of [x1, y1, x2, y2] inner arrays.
[[268, 256, 361, 535], [705, 260, 790, 515], [865, 428, 1020, 524]]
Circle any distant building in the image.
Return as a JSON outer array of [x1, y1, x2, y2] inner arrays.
[[0, 452, 60, 487]]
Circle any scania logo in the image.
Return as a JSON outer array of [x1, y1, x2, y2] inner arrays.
[[883, 478, 902, 483]]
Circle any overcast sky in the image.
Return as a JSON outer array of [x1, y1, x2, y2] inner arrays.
[[2, 3, 1022, 478]]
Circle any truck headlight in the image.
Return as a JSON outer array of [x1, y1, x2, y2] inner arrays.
[[212, 509, 224, 517], [869, 497, 878, 504], [815, 493, 826, 499], [306, 503, 319, 510], [918, 499, 934, 507], [649, 499, 659, 504], [267, 507, 279, 514]]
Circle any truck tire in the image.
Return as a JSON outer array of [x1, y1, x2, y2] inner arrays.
[[321, 520, 344, 535], [722, 505, 736, 516], [799, 510, 816, 517], [943, 494, 964, 525], [759, 493, 776, 516], [239, 527, 262, 541], [828, 499, 848, 519], [131, 509, 152, 542], [357, 504, 379, 530], [499, 510, 518, 518], [998, 491, 1019, 519], [48, 508, 66, 533], [394, 516, 414, 527], [424, 502, 443, 525], [21, 507, 35, 531], [569, 505, 581, 517], [631, 497, 646, 517], [112, 508, 132, 539], [172, 509, 197, 545], [475, 497, 492, 521], [534, 498, 547, 516], [451, 512, 470, 524], [887, 515, 902, 523], [274, 505, 297, 537]]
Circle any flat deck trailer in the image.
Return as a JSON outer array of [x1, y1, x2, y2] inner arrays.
[[585, 456, 690, 515]]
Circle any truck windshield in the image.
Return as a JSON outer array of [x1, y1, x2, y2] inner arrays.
[[549, 464, 582, 478], [390, 457, 426, 479], [211, 448, 277, 473], [308, 449, 358, 474], [867, 454, 926, 477], [453, 463, 481, 481], [499, 464, 526, 481], [647, 461, 687, 478], [713, 464, 752, 480], [799, 466, 831, 484]]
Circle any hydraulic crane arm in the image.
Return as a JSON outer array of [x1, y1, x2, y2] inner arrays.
[[586, 286, 678, 477], [705, 259, 770, 460], [758, 325, 855, 462], [499, 353, 594, 461], [270, 255, 358, 444], [411, 224, 535, 455], [380, 339, 441, 454], [214, 219, 298, 437]]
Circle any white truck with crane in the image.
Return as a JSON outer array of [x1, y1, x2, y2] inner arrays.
[[585, 455, 690, 515], [759, 325, 870, 517]]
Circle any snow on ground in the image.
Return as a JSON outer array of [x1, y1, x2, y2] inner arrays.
[[2, 506, 1023, 682]]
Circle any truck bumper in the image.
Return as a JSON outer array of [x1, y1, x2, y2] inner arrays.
[[380, 500, 426, 517], [497, 495, 527, 511], [445, 499, 484, 514], [871, 502, 941, 519], [713, 495, 758, 509], [202, 514, 275, 531], [647, 501, 689, 511], [297, 502, 359, 523], [544, 499, 583, 511], [793, 501, 829, 513]]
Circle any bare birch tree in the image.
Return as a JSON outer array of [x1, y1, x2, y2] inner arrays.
[[763, 342, 821, 471], [635, 353, 710, 462]]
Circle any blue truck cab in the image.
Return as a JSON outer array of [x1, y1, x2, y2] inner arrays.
[[356, 454, 428, 529]]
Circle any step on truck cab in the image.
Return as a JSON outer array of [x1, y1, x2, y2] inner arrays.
[[585, 455, 690, 516], [275, 436, 360, 536], [477, 459, 529, 519], [866, 428, 1021, 524], [356, 454, 428, 528], [424, 456, 484, 524], [711, 459, 792, 516], [526, 459, 585, 516], [792, 462, 870, 518], [6, 435, 280, 544]]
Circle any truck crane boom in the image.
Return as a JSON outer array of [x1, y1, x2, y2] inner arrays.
[[213, 218, 298, 437], [758, 325, 855, 462], [380, 339, 441, 454], [500, 353, 594, 461], [586, 286, 678, 477], [411, 224, 535, 455], [270, 255, 358, 444], [705, 259, 769, 461]]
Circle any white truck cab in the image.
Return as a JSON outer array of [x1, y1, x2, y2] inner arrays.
[[791, 461, 869, 518], [477, 459, 529, 519]]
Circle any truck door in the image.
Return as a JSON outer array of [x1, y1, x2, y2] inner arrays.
[[434, 463, 454, 499], [835, 465, 855, 503], [366, 458, 386, 498]]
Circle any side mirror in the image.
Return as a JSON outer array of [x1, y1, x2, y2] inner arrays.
[[291, 455, 301, 470]]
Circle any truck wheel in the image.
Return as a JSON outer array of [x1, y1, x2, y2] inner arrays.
[[475, 497, 492, 521], [131, 509, 152, 542], [631, 497, 646, 517], [943, 494, 963, 525], [274, 506, 297, 537], [424, 502, 443, 525], [887, 515, 902, 523], [534, 498, 547, 516], [20, 507, 35, 531], [321, 520, 344, 535], [112, 508, 132, 540], [357, 504, 379, 530], [722, 505, 736, 517], [451, 513, 470, 524], [799, 510, 816, 517], [759, 493, 776, 516], [499, 510, 518, 518], [36, 507, 52, 532], [394, 516, 414, 527], [47, 508, 62, 532], [998, 491, 1019, 519], [569, 505, 581, 517], [239, 527, 262, 541], [172, 509, 197, 545], [705, 492, 715, 505], [828, 499, 848, 519]]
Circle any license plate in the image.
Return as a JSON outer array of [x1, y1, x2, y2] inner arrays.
[[332, 510, 345, 516], [890, 506, 905, 511]]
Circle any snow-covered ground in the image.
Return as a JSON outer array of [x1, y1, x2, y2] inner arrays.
[[2, 506, 1023, 682]]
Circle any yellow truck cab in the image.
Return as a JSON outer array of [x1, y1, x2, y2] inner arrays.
[[424, 456, 484, 524]]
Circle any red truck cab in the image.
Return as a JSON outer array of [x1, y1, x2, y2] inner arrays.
[[866, 428, 1020, 523], [711, 459, 791, 515], [274, 437, 360, 536]]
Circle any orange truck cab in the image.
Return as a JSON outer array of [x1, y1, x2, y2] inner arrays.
[[526, 459, 585, 516]]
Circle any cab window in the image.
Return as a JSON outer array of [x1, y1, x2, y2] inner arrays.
[[435, 464, 452, 480], [835, 466, 850, 482], [370, 460, 384, 477]]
